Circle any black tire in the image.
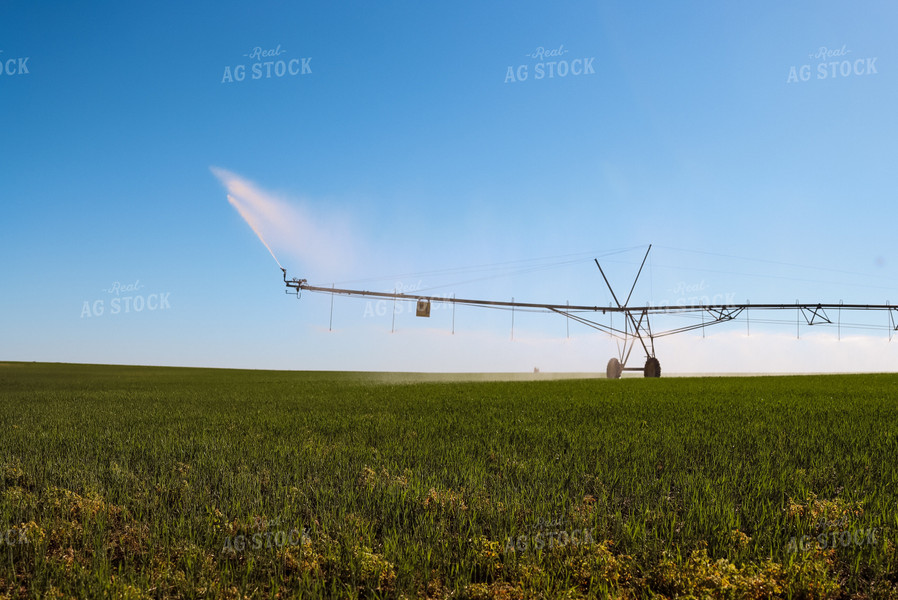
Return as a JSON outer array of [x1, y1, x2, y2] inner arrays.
[[643, 357, 661, 378], [606, 358, 622, 379]]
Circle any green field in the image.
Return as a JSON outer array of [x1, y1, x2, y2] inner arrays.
[[1, 362, 896, 599]]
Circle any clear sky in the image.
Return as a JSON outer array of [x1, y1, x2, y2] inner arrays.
[[2, 0, 897, 373]]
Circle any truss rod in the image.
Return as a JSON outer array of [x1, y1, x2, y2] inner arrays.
[[284, 271, 898, 317]]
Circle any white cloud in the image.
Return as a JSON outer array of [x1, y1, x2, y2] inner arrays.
[[259, 318, 898, 374]]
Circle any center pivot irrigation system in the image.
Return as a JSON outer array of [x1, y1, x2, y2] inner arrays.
[[282, 245, 898, 378]]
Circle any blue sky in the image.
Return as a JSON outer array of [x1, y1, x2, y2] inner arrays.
[[1, 0, 897, 373]]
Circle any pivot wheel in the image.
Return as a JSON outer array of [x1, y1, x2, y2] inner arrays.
[[643, 357, 661, 378], [606, 358, 622, 379]]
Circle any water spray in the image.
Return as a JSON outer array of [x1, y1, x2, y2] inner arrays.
[[227, 194, 284, 270]]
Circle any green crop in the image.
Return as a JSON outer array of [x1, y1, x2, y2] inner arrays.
[[0, 362, 896, 598]]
